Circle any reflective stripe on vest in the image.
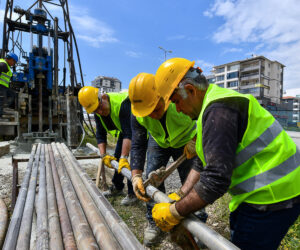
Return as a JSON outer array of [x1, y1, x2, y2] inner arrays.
[[235, 119, 283, 167], [231, 148, 300, 195], [96, 92, 128, 137], [0, 59, 12, 88], [136, 103, 197, 148]]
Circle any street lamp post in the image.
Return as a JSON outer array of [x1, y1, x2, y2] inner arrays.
[[158, 46, 172, 61]]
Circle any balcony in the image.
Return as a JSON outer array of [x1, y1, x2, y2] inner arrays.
[[240, 65, 260, 72], [240, 73, 260, 81], [239, 86, 262, 97]]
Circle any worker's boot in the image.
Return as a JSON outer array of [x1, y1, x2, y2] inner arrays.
[[120, 194, 137, 206], [143, 221, 162, 247], [102, 185, 123, 197]]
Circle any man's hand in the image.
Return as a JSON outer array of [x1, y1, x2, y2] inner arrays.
[[152, 203, 183, 232], [118, 158, 131, 173], [102, 155, 117, 168], [131, 174, 150, 202], [184, 140, 196, 159]]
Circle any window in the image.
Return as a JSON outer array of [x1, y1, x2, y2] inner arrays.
[[228, 81, 238, 87], [227, 71, 239, 79], [207, 77, 215, 83], [217, 83, 224, 88], [216, 67, 225, 73], [216, 75, 224, 81], [240, 87, 260, 94], [228, 64, 239, 71]]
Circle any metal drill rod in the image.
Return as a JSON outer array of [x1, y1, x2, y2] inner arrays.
[[3, 144, 37, 250], [16, 143, 41, 250], [54, 143, 121, 250], [0, 199, 8, 248], [36, 144, 49, 249], [60, 143, 144, 250], [50, 143, 99, 250], [87, 143, 240, 250], [47, 144, 77, 250], [45, 145, 64, 250], [143, 154, 186, 188]]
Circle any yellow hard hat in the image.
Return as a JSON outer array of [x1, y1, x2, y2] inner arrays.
[[155, 58, 195, 108], [129, 73, 161, 117], [78, 86, 99, 114]]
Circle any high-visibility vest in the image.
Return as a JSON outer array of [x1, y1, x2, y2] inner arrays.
[[0, 59, 12, 88], [136, 103, 197, 148], [96, 92, 128, 137], [196, 84, 300, 211]]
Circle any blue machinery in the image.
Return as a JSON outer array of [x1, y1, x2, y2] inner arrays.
[[0, 0, 94, 146]]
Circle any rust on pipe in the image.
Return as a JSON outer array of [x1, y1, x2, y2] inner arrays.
[[60, 143, 143, 250], [55, 143, 121, 250], [16, 143, 41, 250], [3, 144, 37, 250], [48, 145, 77, 250], [50, 143, 99, 250], [36, 144, 49, 249], [45, 145, 64, 250], [0, 198, 8, 248]]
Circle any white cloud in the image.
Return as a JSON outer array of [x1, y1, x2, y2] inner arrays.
[[166, 35, 186, 41], [125, 50, 142, 58], [0, 9, 27, 23], [205, 0, 300, 89], [69, 5, 118, 47], [222, 47, 243, 55], [195, 59, 214, 75]]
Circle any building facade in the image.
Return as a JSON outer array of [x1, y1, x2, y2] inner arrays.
[[267, 96, 300, 127], [92, 76, 121, 93], [208, 55, 285, 105]]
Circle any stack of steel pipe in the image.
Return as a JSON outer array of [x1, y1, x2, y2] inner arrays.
[[3, 143, 143, 250], [0, 198, 8, 248]]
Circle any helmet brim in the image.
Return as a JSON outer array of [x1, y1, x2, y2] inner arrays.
[[131, 95, 160, 118], [85, 98, 99, 114]]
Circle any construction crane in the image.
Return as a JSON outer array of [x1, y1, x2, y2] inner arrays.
[[0, 0, 95, 147]]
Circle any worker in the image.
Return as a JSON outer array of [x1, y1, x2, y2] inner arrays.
[[78, 86, 137, 206], [151, 57, 300, 250], [128, 73, 206, 246], [0, 52, 18, 119]]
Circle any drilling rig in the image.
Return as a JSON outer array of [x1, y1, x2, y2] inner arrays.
[[0, 0, 92, 147]]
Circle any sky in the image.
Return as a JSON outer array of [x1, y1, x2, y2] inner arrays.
[[0, 0, 300, 93]]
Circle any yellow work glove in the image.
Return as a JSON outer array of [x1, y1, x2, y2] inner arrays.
[[102, 155, 117, 168], [118, 158, 131, 173], [168, 189, 185, 201], [131, 174, 150, 202], [152, 203, 184, 232], [184, 139, 196, 159]]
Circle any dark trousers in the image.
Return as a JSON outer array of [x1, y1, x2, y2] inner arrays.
[[145, 135, 192, 223], [230, 202, 300, 250], [0, 85, 15, 116], [112, 133, 134, 195]]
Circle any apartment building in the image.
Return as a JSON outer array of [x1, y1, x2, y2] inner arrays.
[[92, 76, 121, 93], [209, 55, 285, 105], [267, 96, 300, 127], [282, 96, 300, 123]]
